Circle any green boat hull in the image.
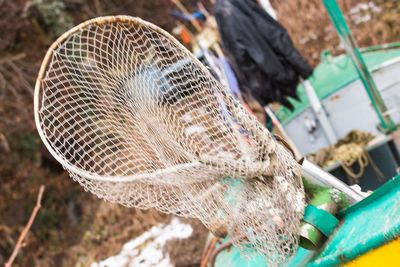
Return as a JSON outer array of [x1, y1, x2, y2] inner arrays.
[[212, 174, 400, 266]]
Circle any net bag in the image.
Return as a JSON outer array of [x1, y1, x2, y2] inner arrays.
[[34, 16, 304, 264]]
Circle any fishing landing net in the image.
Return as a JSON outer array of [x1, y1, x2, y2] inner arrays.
[[34, 16, 304, 265]]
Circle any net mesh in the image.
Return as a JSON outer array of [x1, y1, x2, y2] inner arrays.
[[35, 16, 304, 264]]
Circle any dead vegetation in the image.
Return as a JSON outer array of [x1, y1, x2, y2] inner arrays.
[[272, 0, 400, 65], [0, 1, 194, 266], [0, 0, 399, 266]]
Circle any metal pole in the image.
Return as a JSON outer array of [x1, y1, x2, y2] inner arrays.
[[303, 80, 338, 144], [302, 159, 364, 204], [264, 106, 363, 204], [322, 0, 396, 133]]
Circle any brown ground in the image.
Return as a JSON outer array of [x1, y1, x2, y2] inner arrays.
[[165, 219, 209, 267], [0, 0, 399, 266], [0, 1, 202, 266], [271, 0, 400, 66]]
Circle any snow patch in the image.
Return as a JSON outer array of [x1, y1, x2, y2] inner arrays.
[[90, 218, 193, 267]]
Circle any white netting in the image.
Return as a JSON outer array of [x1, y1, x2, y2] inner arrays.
[[34, 16, 304, 265]]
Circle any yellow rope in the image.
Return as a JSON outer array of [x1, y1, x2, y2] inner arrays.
[[307, 130, 384, 184], [334, 144, 368, 184]]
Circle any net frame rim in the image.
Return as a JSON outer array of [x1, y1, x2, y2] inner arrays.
[[34, 15, 212, 183]]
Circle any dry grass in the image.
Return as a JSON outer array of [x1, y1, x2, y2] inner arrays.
[[0, 1, 199, 266], [271, 0, 400, 66]]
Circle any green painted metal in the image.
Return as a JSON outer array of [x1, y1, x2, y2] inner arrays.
[[299, 221, 323, 250], [299, 181, 330, 250], [339, 172, 400, 218], [212, 174, 400, 267], [301, 179, 348, 208], [302, 205, 339, 238], [322, 0, 395, 131], [299, 186, 344, 250], [299, 186, 338, 250], [276, 48, 400, 125], [307, 174, 400, 266], [359, 42, 400, 53]]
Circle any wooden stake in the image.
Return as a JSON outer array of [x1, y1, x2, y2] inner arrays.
[[4, 185, 45, 267]]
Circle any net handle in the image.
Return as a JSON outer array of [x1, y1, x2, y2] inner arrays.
[[75, 162, 203, 182]]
